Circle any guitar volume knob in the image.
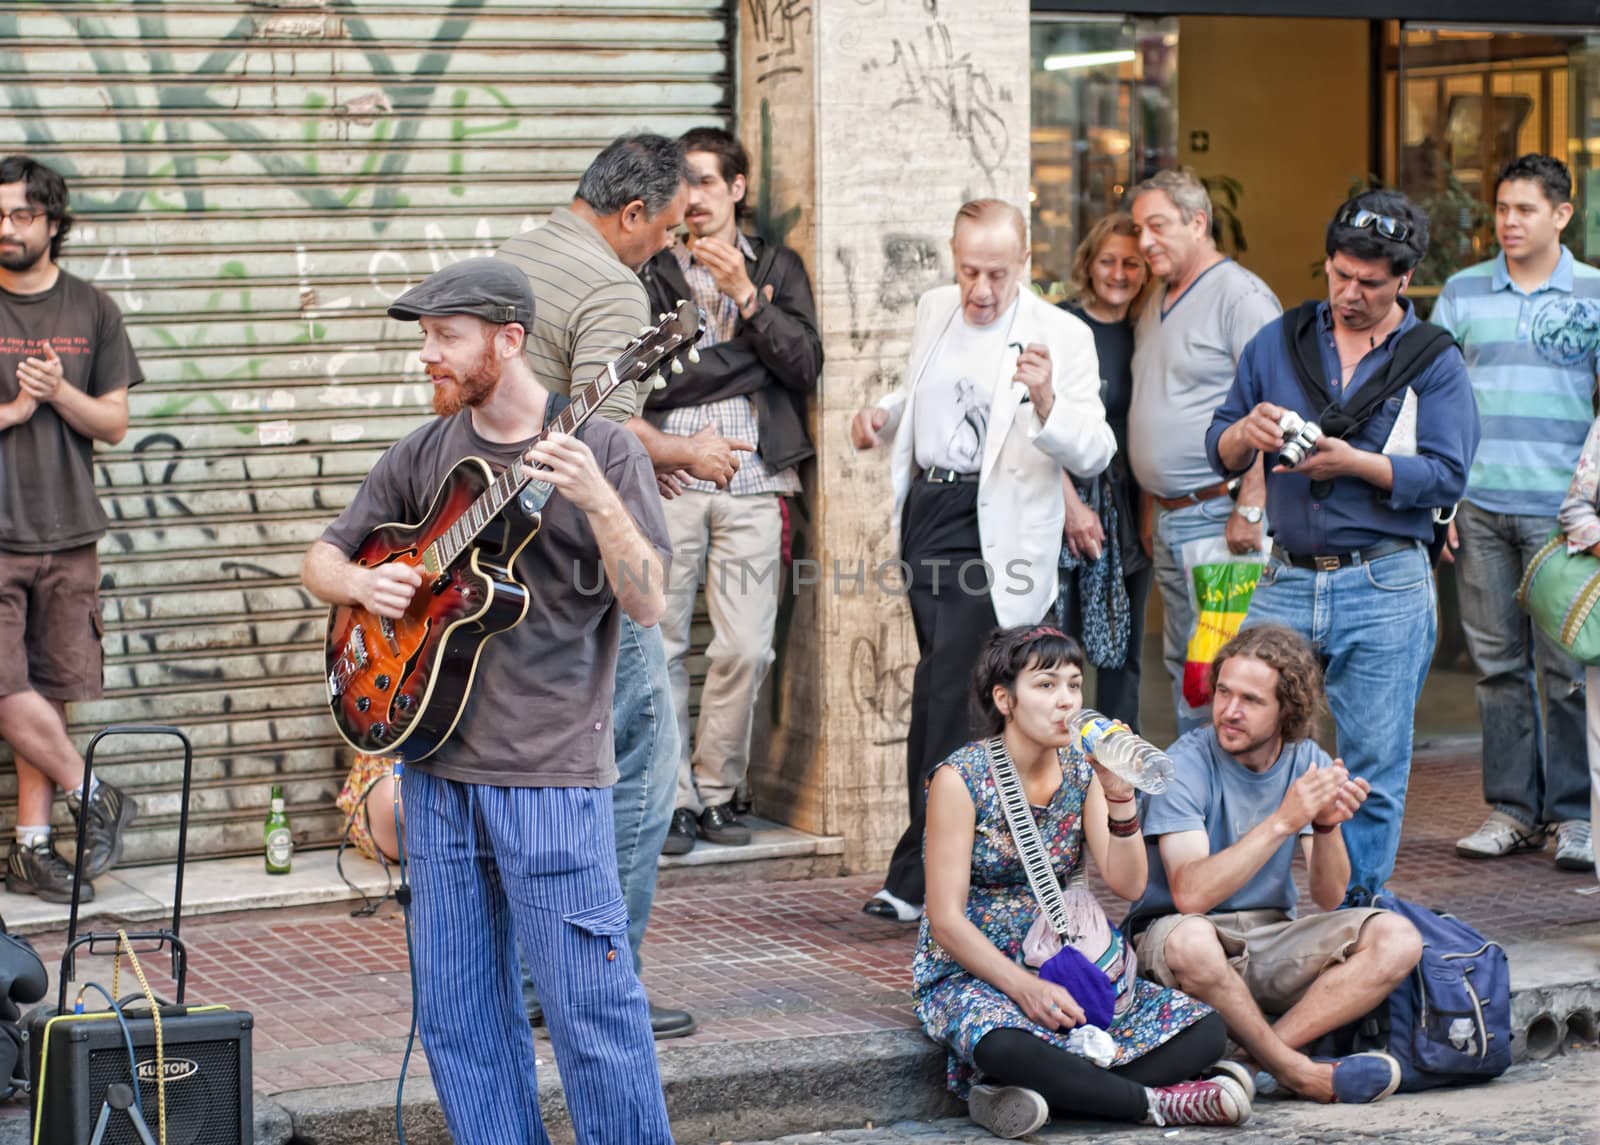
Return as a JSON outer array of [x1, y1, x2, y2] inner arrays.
[[355, 696, 371, 712], [374, 674, 391, 690], [395, 693, 415, 713], [369, 722, 388, 741]]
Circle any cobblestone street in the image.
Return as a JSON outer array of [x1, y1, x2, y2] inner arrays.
[[728, 1052, 1600, 1145]]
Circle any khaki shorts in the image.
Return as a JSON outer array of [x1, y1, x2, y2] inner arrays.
[[0, 545, 105, 701], [1135, 907, 1390, 1014]]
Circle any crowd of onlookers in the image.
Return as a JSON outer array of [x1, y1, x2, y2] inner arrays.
[[849, 153, 1599, 1134], [5, 126, 1597, 1142]]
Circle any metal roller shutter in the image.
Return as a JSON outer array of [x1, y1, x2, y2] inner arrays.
[[0, 0, 732, 863]]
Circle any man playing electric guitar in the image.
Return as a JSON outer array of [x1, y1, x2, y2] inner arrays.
[[302, 259, 675, 1144]]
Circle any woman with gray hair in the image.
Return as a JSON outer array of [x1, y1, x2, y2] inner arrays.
[[1557, 413, 1600, 886]]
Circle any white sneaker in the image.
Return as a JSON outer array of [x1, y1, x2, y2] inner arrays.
[[1204, 1058, 1257, 1101], [1554, 820, 1594, 871], [967, 1083, 1049, 1138], [1454, 811, 1546, 859]]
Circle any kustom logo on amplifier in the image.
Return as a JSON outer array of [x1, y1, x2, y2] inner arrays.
[[134, 1058, 200, 1083]]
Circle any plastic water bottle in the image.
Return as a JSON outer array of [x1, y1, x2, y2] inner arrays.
[[1069, 709, 1175, 794]]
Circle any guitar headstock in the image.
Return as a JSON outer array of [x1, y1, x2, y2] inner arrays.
[[614, 299, 703, 391]]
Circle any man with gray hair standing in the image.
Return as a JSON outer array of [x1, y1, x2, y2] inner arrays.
[[498, 132, 702, 1039], [1129, 170, 1281, 734], [850, 199, 1114, 922]]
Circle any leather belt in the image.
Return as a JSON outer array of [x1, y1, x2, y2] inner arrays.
[[1272, 537, 1417, 572], [922, 466, 980, 484], [1154, 478, 1238, 511]]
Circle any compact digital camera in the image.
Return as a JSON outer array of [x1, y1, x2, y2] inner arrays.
[[1277, 410, 1324, 468]]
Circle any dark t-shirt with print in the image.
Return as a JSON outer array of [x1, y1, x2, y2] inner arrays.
[[320, 408, 672, 789], [0, 270, 142, 552]]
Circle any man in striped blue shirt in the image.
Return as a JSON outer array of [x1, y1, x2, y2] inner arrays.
[[1433, 153, 1597, 872]]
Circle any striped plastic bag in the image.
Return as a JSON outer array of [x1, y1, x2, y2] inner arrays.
[[1181, 536, 1264, 708]]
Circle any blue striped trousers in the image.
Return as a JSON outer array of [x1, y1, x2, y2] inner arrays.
[[403, 769, 674, 1144]]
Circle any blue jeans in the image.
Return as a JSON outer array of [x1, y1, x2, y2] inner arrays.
[[1242, 542, 1436, 899], [608, 615, 679, 972], [1455, 502, 1589, 827], [1152, 497, 1237, 734], [522, 616, 678, 1006], [403, 771, 673, 1145]]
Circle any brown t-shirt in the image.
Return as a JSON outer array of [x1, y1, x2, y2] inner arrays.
[[0, 270, 142, 552], [320, 408, 671, 788]]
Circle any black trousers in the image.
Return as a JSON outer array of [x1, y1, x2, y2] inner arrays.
[[973, 1012, 1227, 1122], [880, 481, 999, 906]]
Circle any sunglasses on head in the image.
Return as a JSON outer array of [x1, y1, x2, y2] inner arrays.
[[1337, 205, 1412, 243]]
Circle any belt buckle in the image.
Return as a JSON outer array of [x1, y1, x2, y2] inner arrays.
[[1313, 555, 1341, 573]]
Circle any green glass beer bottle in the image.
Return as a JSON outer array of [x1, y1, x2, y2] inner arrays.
[[264, 784, 293, 875]]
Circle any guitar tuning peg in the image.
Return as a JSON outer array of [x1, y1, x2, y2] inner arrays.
[[670, 358, 685, 374], [651, 373, 667, 390], [687, 347, 701, 364], [659, 312, 670, 321], [639, 325, 655, 335]]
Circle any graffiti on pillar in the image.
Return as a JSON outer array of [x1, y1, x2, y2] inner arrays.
[[865, 20, 1012, 181], [748, 0, 812, 85]]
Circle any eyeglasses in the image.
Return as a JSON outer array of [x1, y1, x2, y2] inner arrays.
[[0, 208, 42, 228], [1337, 206, 1412, 243]]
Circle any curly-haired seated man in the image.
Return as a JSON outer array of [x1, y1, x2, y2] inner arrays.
[[1124, 625, 1423, 1105]]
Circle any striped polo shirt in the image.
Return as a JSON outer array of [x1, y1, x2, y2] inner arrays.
[[495, 206, 652, 425], [1433, 246, 1600, 516]]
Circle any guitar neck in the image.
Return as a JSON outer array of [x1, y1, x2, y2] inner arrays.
[[425, 364, 621, 575]]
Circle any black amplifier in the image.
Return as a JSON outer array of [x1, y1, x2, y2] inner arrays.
[[27, 727, 254, 1145], [26, 1005, 253, 1145]]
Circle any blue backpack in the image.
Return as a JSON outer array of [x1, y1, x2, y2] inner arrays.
[[1320, 895, 1512, 1091]]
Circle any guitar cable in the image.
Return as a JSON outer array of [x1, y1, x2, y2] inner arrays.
[[392, 761, 420, 1145]]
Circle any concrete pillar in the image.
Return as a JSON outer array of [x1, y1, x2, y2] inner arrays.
[[741, 0, 1031, 873]]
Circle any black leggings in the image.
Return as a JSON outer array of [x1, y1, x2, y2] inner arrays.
[[972, 1012, 1227, 1123]]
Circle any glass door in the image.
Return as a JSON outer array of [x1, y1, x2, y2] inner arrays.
[[1030, 15, 1178, 298]]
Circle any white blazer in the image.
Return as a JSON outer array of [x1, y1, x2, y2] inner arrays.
[[872, 284, 1115, 628]]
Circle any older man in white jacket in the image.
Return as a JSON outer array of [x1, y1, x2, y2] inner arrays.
[[850, 199, 1116, 921]]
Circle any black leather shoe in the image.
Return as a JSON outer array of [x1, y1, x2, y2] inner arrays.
[[649, 1003, 697, 1040], [661, 808, 698, 856], [698, 803, 751, 846]]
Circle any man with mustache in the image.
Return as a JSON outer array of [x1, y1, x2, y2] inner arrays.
[[1208, 190, 1479, 905], [637, 126, 821, 855], [0, 155, 140, 904], [1126, 625, 1421, 1106], [302, 259, 675, 1144], [496, 133, 699, 1038]]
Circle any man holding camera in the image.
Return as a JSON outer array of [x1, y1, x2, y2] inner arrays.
[[1207, 190, 1480, 905]]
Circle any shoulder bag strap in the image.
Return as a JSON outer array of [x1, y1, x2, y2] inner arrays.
[[986, 736, 1078, 940]]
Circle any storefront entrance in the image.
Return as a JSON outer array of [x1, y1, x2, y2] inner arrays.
[[1027, 9, 1600, 748]]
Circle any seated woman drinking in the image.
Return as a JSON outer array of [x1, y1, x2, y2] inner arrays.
[[913, 625, 1251, 1137]]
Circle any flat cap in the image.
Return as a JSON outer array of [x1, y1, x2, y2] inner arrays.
[[387, 257, 536, 329]]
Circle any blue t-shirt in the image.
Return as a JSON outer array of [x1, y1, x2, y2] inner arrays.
[[1126, 727, 1331, 932]]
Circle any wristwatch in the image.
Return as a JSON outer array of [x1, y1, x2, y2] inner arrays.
[[1233, 504, 1264, 524]]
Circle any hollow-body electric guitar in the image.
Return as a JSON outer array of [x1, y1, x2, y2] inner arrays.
[[324, 300, 701, 761]]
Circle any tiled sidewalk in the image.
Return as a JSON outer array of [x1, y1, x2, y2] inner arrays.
[[8, 749, 1599, 1103]]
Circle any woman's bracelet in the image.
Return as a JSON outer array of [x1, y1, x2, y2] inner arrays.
[[1104, 792, 1136, 804], [1312, 821, 1337, 835], [1107, 814, 1141, 838]]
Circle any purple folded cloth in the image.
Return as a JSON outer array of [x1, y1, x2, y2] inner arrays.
[[1038, 944, 1115, 1029]]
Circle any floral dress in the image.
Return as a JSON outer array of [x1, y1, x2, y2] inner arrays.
[[912, 740, 1211, 1097]]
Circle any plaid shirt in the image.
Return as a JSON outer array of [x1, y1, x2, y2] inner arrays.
[[660, 233, 801, 497]]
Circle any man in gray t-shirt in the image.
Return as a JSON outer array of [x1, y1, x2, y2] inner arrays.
[[302, 260, 675, 1144], [1129, 171, 1280, 733], [1128, 625, 1419, 1106]]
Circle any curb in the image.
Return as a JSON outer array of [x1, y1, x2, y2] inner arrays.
[[272, 1029, 959, 1145]]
